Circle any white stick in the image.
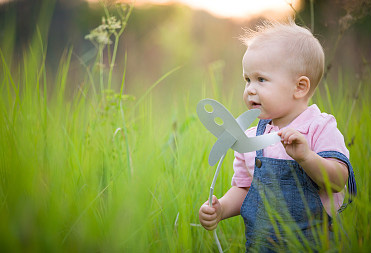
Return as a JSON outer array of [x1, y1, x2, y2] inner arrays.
[[214, 230, 223, 253], [208, 153, 226, 253], [209, 154, 226, 206]]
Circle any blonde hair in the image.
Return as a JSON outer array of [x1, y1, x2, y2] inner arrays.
[[240, 19, 325, 95]]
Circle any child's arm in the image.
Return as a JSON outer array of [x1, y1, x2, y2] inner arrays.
[[199, 186, 249, 230], [278, 128, 348, 192]]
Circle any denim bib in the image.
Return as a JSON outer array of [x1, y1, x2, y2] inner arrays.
[[240, 119, 357, 252]]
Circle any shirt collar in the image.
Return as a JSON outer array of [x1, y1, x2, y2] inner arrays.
[[265, 104, 321, 134]]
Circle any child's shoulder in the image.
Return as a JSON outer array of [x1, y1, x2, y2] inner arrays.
[[308, 106, 348, 155], [308, 105, 346, 144], [292, 104, 338, 135], [309, 106, 338, 130]]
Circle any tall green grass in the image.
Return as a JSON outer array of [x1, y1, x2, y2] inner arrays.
[[1, 6, 371, 253]]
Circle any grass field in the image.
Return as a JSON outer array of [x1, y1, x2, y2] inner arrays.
[[1, 5, 371, 252]]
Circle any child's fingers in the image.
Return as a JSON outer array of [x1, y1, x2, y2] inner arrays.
[[211, 195, 219, 205], [200, 211, 217, 221], [200, 204, 216, 215], [283, 132, 296, 144], [199, 195, 221, 230], [201, 219, 218, 230], [279, 128, 298, 144], [199, 206, 218, 230], [287, 133, 300, 144], [202, 195, 219, 208]]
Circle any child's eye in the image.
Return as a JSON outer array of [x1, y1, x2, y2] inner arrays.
[[244, 77, 250, 83], [258, 77, 266, 82]]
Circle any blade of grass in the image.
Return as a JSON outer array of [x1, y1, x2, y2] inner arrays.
[[132, 65, 181, 112]]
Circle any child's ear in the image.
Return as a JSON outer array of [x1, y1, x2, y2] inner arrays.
[[294, 76, 310, 99]]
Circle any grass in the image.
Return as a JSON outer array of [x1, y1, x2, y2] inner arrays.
[[1, 5, 371, 253]]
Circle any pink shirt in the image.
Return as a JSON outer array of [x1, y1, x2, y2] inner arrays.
[[232, 104, 349, 216]]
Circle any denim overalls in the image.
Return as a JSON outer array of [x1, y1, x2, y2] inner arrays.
[[240, 119, 357, 252]]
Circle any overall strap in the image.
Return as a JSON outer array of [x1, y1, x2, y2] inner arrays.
[[317, 151, 357, 213], [255, 119, 357, 213], [256, 119, 271, 157]]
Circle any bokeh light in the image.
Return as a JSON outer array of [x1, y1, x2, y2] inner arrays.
[[86, 0, 303, 20]]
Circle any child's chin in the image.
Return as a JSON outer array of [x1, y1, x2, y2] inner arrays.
[[258, 114, 269, 120]]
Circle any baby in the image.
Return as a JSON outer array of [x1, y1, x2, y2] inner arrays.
[[198, 20, 357, 252]]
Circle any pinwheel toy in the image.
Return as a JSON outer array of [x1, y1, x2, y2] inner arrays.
[[197, 99, 281, 252]]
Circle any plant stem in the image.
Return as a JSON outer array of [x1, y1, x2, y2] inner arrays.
[[120, 101, 133, 176], [99, 45, 104, 95], [107, 4, 133, 90], [310, 0, 314, 33], [107, 34, 119, 90]]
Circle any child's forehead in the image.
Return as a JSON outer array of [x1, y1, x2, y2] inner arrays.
[[243, 43, 285, 62], [248, 36, 288, 51], [243, 39, 297, 67], [242, 45, 296, 77]]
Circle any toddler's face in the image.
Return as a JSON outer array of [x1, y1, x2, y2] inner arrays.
[[242, 44, 299, 128]]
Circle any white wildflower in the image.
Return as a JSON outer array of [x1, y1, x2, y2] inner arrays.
[[107, 16, 121, 32], [85, 15, 121, 46]]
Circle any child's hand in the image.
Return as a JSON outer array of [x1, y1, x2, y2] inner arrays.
[[278, 128, 311, 162], [199, 195, 223, 230]]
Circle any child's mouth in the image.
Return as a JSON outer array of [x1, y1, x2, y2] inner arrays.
[[251, 102, 261, 108]]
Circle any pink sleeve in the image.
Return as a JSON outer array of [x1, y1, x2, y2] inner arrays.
[[311, 114, 349, 158], [231, 151, 253, 187]]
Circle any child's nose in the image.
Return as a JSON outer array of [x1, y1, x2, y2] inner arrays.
[[245, 83, 257, 95]]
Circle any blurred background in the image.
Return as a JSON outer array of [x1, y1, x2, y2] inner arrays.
[[1, 0, 370, 112]]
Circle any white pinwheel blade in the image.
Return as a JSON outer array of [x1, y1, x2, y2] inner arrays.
[[209, 130, 236, 166], [197, 99, 245, 139], [235, 132, 281, 153], [236, 109, 261, 131]]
